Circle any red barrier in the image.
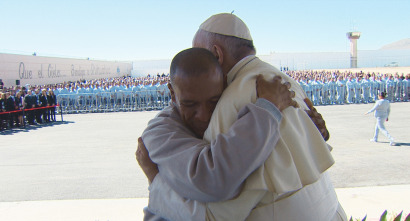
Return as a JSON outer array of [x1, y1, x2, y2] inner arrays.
[[0, 105, 59, 115]]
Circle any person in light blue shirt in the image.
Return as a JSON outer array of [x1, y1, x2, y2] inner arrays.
[[132, 81, 141, 109], [377, 76, 386, 98], [157, 79, 168, 108], [336, 76, 346, 104], [93, 84, 101, 108], [139, 81, 150, 109], [328, 77, 337, 104], [304, 78, 313, 102], [361, 75, 371, 104], [58, 85, 69, 108], [386, 75, 396, 102], [76, 84, 87, 109], [85, 83, 94, 108], [346, 76, 356, 104], [68, 86, 77, 110], [101, 84, 111, 108], [394, 74, 404, 102], [403, 74, 410, 102], [365, 92, 396, 146], [321, 77, 330, 105], [311, 77, 321, 105], [369, 74, 378, 102], [123, 83, 133, 109], [354, 77, 362, 104]]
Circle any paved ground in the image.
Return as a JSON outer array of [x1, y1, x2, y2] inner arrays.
[[0, 102, 409, 220]]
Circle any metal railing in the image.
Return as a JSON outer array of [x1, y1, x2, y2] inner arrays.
[[56, 90, 171, 114]]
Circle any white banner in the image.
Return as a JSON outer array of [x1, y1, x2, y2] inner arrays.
[[0, 53, 132, 87]]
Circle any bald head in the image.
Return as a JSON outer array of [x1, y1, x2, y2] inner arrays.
[[170, 47, 222, 87], [168, 47, 224, 138]]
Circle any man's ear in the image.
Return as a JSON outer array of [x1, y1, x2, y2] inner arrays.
[[212, 44, 224, 66], [168, 83, 177, 104]]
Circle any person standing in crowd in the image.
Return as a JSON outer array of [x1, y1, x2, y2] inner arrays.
[[354, 76, 362, 103], [311, 76, 321, 105], [361, 74, 371, 104], [336, 76, 346, 104], [5, 91, 16, 128], [47, 89, 57, 121], [0, 92, 6, 130], [321, 77, 330, 105], [365, 92, 397, 146], [386, 75, 396, 102], [377, 75, 386, 95], [346, 76, 355, 104], [24, 90, 36, 125], [34, 89, 42, 123], [132, 81, 141, 109], [394, 73, 404, 102], [39, 89, 49, 123], [14, 91, 25, 127], [329, 77, 337, 104], [304, 78, 313, 101], [404, 74, 410, 102], [370, 73, 379, 102]]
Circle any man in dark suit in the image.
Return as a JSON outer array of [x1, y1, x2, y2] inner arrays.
[[34, 89, 42, 124], [24, 90, 36, 125], [4, 92, 15, 128]]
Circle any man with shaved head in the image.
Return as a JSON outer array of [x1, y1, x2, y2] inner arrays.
[[138, 14, 346, 221], [138, 46, 301, 220]]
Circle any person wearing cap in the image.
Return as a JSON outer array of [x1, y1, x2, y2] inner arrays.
[[365, 92, 396, 146], [141, 13, 345, 221]]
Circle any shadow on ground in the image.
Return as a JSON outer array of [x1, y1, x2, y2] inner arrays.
[[397, 142, 410, 146], [0, 121, 74, 135]]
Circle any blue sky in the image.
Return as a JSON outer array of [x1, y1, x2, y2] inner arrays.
[[1, 0, 409, 61]]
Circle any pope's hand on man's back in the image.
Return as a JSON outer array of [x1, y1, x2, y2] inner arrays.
[[256, 75, 299, 112]]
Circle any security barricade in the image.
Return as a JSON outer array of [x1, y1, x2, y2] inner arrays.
[[0, 105, 61, 130], [56, 90, 171, 114]]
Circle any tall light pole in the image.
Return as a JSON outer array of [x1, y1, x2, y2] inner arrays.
[[347, 32, 361, 68]]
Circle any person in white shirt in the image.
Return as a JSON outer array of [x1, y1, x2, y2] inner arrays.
[[365, 92, 397, 146]]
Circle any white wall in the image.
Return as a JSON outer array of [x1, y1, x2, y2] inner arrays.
[[131, 59, 170, 78], [0, 53, 132, 87]]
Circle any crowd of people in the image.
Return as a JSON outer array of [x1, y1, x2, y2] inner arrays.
[[52, 74, 171, 114], [1, 70, 409, 130], [0, 88, 57, 130], [289, 70, 410, 105], [0, 74, 170, 130]]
